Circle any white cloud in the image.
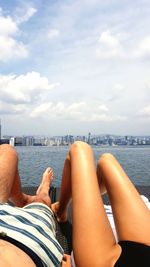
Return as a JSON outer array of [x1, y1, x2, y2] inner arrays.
[[108, 83, 125, 102], [139, 106, 150, 118], [67, 102, 85, 112], [96, 30, 123, 59], [113, 84, 125, 93], [0, 101, 26, 115], [48, 29, 60, 39], [0, 12, 28, 62], [96, 32, 150, 61], [0, 36, 28, 62], [55, 102, 65, 114], [99, 31, 120, 48], [30, 103, 53, 117], [1, 1, 150, 135], [30, 102, 84, 118], [0, 72, 59, 104], [30, 101, 127, 123], [15, 7, 37, 24], [135, 36, 150, 59], [0, 15, 18, 36], [89, 113, 127, 122], [97, 105, 109, 112]]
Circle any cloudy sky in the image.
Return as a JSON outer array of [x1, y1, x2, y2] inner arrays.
[[0, 0, 150, 137]]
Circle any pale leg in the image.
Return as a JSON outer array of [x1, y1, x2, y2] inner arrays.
[[0, 144, 53, 207], [0, 144, 24, 204], [97, 153, 150, 245]]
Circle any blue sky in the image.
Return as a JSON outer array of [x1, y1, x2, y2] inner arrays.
[[0, 0, 150, 136]]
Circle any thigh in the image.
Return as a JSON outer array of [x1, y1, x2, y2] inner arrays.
[[0, 145, 18, 202], [98, 153, 150, 246]]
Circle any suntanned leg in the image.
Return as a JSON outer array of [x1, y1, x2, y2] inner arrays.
[[52, 142, 121, 267], [51, 154, 71, 222], [97, 153, 150, 245]]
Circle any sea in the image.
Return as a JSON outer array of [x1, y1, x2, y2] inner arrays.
[[15, 145, 150, 188]]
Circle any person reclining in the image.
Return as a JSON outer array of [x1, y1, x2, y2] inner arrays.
[[0, 144, 65, 267], [1, 142, 150, 267], [52, 141, 150, 267]]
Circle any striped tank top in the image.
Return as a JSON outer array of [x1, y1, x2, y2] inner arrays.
[[0, 202, 64, 266]]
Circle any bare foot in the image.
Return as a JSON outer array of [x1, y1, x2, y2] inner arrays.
[[51, 202, 67, 223], [36, 167, 53, 196], [19, 167, 53, 207]]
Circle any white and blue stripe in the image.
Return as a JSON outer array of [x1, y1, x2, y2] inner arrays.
[[0, 203, 64, 267]]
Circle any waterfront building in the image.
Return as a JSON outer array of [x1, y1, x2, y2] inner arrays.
[[1, 132, 150, 147], [33, 137, 43, 146], [22, 136, 35, 146], [87, 132, 91, 144], [45, 138, 55, 146], [15, 137, 23, 146], [75, 135, 87, 142], [9, 137, 15, 147]]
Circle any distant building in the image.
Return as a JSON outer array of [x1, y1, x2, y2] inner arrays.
[[9, 137, 15, 147], [0, 139, 9, 145], [87, 132, 91, 144], [33, 137, 43, 146], [22, 136, 34, 146], [15, 137, 23, 146]]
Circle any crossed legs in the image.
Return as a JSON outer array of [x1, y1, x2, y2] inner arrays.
[[52, 141, 150, 267], [0, 144, 52, 207]]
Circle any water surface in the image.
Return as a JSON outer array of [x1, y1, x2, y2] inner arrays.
[[16, 146, 150, 187]]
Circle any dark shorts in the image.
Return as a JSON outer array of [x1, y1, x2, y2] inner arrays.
[[115, 241, 150, 267]]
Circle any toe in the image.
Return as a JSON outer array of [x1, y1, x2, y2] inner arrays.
[[44, 167, 53, 177]]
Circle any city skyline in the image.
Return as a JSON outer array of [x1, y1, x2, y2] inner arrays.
[[0, 1, 150, 136], [1, 132, 150, 147]]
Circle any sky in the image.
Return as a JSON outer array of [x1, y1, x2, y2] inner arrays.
[[0, 0, 150, 137]]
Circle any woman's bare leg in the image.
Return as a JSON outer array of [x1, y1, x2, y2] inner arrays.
[[97, 153, 150, 245], [51, 154, 71, 222], [52, 142, 121, 267]]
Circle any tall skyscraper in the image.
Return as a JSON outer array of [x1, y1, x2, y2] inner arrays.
[[88, 132, 91, 144]]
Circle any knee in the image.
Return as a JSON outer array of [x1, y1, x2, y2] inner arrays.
[[97, 153, 116, 171], [65, 153, 71, 165], [70, 141, 90, 154], [0, 144, 18, 158], [99, 153, 115, 165], [69, 141, 88, 158], [0, 144, 16, 153], [96, 244, 121, 267]]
